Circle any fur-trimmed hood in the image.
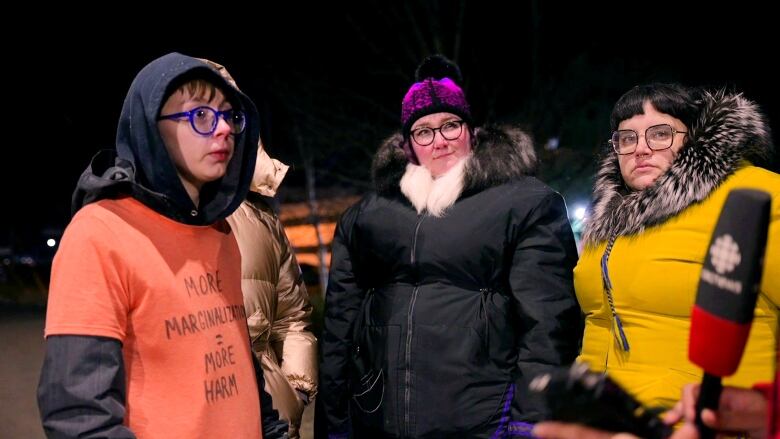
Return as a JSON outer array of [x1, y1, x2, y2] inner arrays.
[[371, 125, 538, 197], [583, 90, 774, 245]]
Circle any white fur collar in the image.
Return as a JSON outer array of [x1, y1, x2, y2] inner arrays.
[[400, 157, 468, 217]]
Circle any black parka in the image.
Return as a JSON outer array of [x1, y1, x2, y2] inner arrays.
[[318, 126, 583, 438]]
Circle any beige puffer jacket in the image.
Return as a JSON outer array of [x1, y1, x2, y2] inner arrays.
[[227, 148, 318, 439]]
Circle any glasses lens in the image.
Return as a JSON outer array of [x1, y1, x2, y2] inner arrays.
[[646, 125, 673, 150], [610, 132, 620, 150], [612, 130, 637, 153], [440, 121, 462, 140], [191, 107, 217, 135], [226, 110, 246, 134], [413, 128, 434, 145]]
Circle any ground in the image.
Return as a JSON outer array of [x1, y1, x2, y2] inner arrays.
[[0, 309, 314, 438]]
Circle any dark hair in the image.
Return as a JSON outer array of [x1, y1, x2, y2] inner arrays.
[[162, 69, 240, 112], [610, 83, 699, 131]]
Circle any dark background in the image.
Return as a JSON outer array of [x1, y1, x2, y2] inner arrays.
[[2, 2, 777, 261]]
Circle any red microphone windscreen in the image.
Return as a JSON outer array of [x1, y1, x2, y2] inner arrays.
[[689, 307, 753, 376]]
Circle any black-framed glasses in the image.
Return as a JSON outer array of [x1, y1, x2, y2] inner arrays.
[[158, 106, 246, 136], [410, 120, 465, 146], [609, 124, 687, 155]]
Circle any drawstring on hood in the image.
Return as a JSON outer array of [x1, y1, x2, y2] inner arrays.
[[72, 52, 261, 225]]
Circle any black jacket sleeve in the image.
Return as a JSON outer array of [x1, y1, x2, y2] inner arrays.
[[314, 204, 366, 439], [509, 191, 584, 421], [37, 335, 135, 438]]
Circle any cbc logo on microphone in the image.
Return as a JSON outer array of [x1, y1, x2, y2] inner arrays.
[[701, 234, 743, 295], [709, 234, 741, 274]]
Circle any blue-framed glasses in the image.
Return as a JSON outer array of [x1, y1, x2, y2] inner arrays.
[[158, 106, 246, 136]]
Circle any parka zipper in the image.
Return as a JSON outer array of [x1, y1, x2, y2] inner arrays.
[[403, 215, 425, 438]]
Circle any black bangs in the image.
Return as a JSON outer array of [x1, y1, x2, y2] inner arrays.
[[609, 83, 699, 131]]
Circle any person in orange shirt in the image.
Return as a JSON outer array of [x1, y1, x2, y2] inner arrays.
[[37, 53, 287, 438]]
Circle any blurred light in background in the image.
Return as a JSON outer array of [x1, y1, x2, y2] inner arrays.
[[568, 202, 589, 253]]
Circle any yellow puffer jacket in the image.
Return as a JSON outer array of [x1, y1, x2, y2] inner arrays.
[[577, 90, 779, 410], [227, 149, 317, 438], [576, 166, 780, 409]]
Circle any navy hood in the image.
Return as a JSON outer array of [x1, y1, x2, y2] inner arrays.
[[72, 52, 260, 225]]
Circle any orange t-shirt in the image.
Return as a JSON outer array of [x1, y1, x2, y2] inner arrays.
[[45, 197, 261, 438]]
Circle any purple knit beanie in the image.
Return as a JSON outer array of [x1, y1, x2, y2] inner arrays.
[[401, 56, 472, 161]]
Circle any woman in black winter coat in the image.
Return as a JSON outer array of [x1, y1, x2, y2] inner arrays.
[[316, 55, 583, 439]]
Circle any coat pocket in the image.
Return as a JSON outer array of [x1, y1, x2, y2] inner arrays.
[[350, 325, 401, 435], [351, 367, 384, 413]]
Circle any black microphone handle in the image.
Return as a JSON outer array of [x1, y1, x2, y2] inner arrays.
[[695, 373, 722, 439]]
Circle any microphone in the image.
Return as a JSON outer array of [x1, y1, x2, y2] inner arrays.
[[688, 189, 771, 439]]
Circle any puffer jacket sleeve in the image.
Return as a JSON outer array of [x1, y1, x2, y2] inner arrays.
[[253, 349, 290, 439], [509, 190, 583, 421], [269, 214, 318, 401], [763, 185, 780, 307], [315, 202, 366, 439]]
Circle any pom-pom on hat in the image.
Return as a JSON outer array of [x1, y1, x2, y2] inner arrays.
[[401, 55, 472, 136]]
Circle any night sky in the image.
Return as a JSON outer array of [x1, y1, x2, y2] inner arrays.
[[3, 3, 777, 258]]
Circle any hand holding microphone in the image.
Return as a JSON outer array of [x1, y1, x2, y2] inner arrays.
[[662, 382, 770, 439], [688, 189, 772, 439]]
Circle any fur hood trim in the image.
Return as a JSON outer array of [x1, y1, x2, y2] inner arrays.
[[583, 90, 773, 245]]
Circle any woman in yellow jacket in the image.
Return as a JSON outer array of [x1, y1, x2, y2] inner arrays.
[[576, 83, 779, 411]]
